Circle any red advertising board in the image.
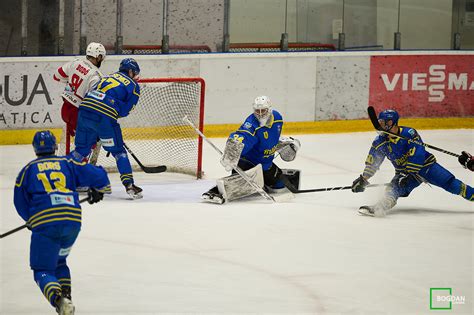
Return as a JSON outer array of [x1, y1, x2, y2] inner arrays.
[[369, 55, 474, 117]]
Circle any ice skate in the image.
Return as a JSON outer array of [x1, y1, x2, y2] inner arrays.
[[202, 190, 225, 204], [126, 184, 143, 199], [56, 296, 75, 315]]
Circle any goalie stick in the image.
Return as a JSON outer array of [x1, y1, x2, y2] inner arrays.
[[367, 106, 460, 158], [183, 116, 278, 203], [1, 196, 89, 239], [122, 142, 167, 174]]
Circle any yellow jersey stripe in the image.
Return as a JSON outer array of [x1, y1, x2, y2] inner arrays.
[[81, 100, 118, 118], [83, 98, 119, 115], [32, 217, 82, 228], [374, 141, 387, 150], [29, 211, 81, 225], [237, 129, 256, 137], [29, 206, 81, 221], [80, 104, 118, 120]]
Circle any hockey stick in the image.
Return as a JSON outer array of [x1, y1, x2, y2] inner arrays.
[[183, 116, 277, 203], [292, 183, 387, 194], [1, 196, 89, 239], [367, 106, 460, 158], [123, 142, 167, 174]]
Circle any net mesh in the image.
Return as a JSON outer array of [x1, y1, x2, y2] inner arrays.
[[58, 78, 204, 178]]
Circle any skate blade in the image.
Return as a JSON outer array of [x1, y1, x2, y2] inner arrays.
[[201, 195, 225, 204], [358, 206, 375, 217], [127, 192, 143, 200]]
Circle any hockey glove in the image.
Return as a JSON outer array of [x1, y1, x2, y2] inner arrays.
[[351, 175, 369, 193], [459, 151, 474, 171], [277, 136, 301, 162], [87, 188, 104, 204]]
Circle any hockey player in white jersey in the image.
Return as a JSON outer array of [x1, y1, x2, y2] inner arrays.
[[53, 42, 106, 154]]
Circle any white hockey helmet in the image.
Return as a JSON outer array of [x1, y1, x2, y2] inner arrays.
[[86, 42, 106, 59], [253, 95, 273, 125]]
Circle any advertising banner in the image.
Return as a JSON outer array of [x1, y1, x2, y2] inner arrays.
[[0, 61, 65, 129], [369, 55, 474, 117]]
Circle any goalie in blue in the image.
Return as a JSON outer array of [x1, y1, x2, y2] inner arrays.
[[70, 58, 143, 199], [14, 130, 110, 314], [202, 96, 301, 204], [351, 109, 473, 217]]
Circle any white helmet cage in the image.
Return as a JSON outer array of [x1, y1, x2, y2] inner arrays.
[[86, 42, 106, 59], [252, 96, 273, 124]]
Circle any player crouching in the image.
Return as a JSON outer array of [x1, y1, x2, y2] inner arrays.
[[202, 96, 301, 204], [352, 109, 473, 217]]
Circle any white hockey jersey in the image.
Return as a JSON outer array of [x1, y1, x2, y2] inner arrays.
[[53, 58, 103, 107]]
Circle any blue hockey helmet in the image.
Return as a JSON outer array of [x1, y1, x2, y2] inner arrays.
[[119, 58, 140, 76], [378, 109, 399, 131], [32, 130, 57, 155]]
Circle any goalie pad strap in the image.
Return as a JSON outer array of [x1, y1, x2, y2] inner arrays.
[[216, 164, 264, 201]]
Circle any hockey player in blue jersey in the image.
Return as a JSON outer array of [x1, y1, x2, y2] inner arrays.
[[70, 58, 143, 199], [351, 109, 473, 217], [14, 130, 111, 314], [202, 96, 301, 204]]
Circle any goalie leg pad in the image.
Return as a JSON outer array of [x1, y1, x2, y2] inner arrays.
[[217, 164, 264, 202]]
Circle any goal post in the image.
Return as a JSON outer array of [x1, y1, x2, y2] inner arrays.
[[59, 77, 205, 179]]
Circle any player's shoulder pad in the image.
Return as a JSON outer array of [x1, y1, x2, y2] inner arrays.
[[238, 114, 259, 135], [400, 126, 419, 139], [272, 110, 283, 122], [15, 158, 38, 186], [372, 134, 387, 146]]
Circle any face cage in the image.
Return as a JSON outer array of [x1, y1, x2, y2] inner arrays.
[[254, 108, 270, 120]]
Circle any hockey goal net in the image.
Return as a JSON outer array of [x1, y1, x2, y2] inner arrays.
[[59, 77, 205, 178]]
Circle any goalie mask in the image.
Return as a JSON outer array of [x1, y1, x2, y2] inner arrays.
[[253, 96, 273, 126]]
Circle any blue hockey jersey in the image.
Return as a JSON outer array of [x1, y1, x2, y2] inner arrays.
[[230, 110, 283, 171], [14, 155, 111, 230], [80, 71, 140, 120], [363, 126, 436, 179]]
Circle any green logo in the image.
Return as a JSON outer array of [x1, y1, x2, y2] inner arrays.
[[430, 288, 466, 310], [430, 288, 452, 310]]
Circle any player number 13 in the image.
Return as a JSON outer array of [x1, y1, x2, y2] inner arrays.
[[37, 172, 69, 193]]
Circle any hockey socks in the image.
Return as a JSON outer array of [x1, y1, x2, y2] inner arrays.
[[34, 271, 62, 307]]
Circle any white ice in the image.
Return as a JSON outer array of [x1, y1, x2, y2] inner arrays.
[[1, 130, 473, 314]]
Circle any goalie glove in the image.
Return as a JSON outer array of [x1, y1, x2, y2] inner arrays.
[[459, 151, 474, 171], [220, 137, 244, 172], [277, 136, 301, 162]]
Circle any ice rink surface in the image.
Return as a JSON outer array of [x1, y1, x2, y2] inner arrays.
[[1, 130, 473, 314]]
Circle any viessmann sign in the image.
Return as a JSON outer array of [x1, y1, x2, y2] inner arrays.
[[369, 55, 474, 117]]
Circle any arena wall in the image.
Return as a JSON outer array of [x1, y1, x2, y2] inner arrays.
[[0, 51, 472, 144]]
